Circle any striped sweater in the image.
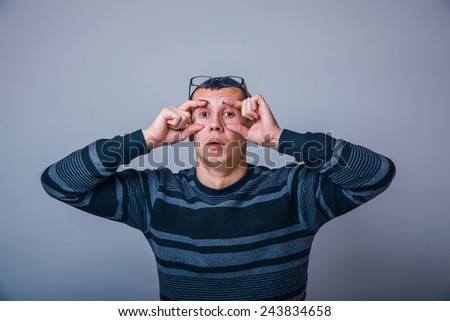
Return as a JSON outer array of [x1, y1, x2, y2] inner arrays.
[[41, 129, 395, 300]]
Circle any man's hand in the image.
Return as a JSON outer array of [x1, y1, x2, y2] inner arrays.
[[142, 100, 206, 149], [224, 94, 282, 149]]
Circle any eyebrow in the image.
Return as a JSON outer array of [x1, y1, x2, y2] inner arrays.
[[197, 99, 232, 106]]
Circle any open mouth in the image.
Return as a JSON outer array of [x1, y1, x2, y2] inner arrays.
[[206, 140, 225, 149], [206, 138, 225, 145]]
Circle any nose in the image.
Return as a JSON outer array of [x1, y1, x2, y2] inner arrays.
[[208, 113, 223, 132]]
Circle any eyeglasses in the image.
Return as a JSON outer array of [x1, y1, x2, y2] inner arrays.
[[189, 76, 251, 100]]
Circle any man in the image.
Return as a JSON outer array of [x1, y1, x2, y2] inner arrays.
[[41, 76, 395, 300]]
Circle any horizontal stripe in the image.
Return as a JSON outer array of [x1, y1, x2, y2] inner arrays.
[[159, 183, 286, 205], [160, 286, 305, 301], [156, 250, 310, 273], [160, 288, 305, 301], [148, 224, 312, 247], [148, 229, 314, 254], [155, 255, 310, 279], [156, 186, 289, 209], [151, 236, 314, 268], [159, 166, 290, 195], [159, 263, 308, 300], [151, 197, 297, 239], [87, 143, 112, 176]]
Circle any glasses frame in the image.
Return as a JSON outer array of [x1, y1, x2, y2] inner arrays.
[[189, 76, 251, 100]]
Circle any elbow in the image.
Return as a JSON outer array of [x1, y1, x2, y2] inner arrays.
[[386, 157, 396, 184], [376, 157, 396, 194], [40, 165, 88, 204], [41, 166, 65, 200], [41, 167, 55, 198]]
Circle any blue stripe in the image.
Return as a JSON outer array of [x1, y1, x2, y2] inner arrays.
[[155, 250, 310, 273], [147, 229, 314, 254], [151, 236, 314, 268], [159, 263, 308, 300], [155, 256, 309, 279]]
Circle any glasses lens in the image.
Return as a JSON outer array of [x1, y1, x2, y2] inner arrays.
[[191, 76, 213, 86], [220, 76, 243, 87]]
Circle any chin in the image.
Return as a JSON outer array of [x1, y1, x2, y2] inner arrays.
[[200, 158, 227, 169]]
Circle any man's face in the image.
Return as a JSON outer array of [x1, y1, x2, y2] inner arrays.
[[191, 87, 248, 168]]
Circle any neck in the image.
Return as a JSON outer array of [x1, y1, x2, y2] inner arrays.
[[196, 161, 248, 190]]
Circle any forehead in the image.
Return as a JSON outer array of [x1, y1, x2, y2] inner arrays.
[[191, 87, 245, 102]]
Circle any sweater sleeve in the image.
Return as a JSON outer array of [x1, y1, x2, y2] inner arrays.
[[278, 129, 396, 232], [41, 130, 158, 233]]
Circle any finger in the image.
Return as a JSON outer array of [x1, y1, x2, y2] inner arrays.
[[249, 97, 258, 111], [179, 124, 204, 141], [223, 99, 243, 109], [163, 107, 186, 119], [177, 115, 191, 129], [177, 109, 192, 127], [249, 98, 260, 119], [167, 112, 183, 129], [241, 99, 256, 121], [167, 117, 181, 129], [253, 94, 271, 113], [179, 100, 208, 112], [176, 108, 191, 120], [247, 110, 259, 120], [226, 123, 249, 139], [170, 108, 193, 128]]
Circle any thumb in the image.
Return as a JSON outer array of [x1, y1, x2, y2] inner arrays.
[[180, 123, 204, 141], [226, 123, 249, 139]]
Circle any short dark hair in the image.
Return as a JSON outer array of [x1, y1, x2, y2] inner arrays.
[[191, 85, 247, 100]]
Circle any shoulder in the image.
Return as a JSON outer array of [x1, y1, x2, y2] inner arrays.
[[246, 164, 301, 186], [118, 166, 195, 192], [148, 167, 197, 192], [251, 163, 301, 177], [249, 163, 311, 195]]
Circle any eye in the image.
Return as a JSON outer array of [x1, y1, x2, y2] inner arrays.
[[199, 111, 209, 118], [223, 111, 235, 117]]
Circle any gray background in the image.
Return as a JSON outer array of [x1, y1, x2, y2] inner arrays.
[[1, 0, 449, 300]]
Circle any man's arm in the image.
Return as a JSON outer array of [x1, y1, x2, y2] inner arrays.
[[225, 94, 396, 231], [278, 129, 395, 231], [41, 130, 154, 230], [41, 100, 206, 230]]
